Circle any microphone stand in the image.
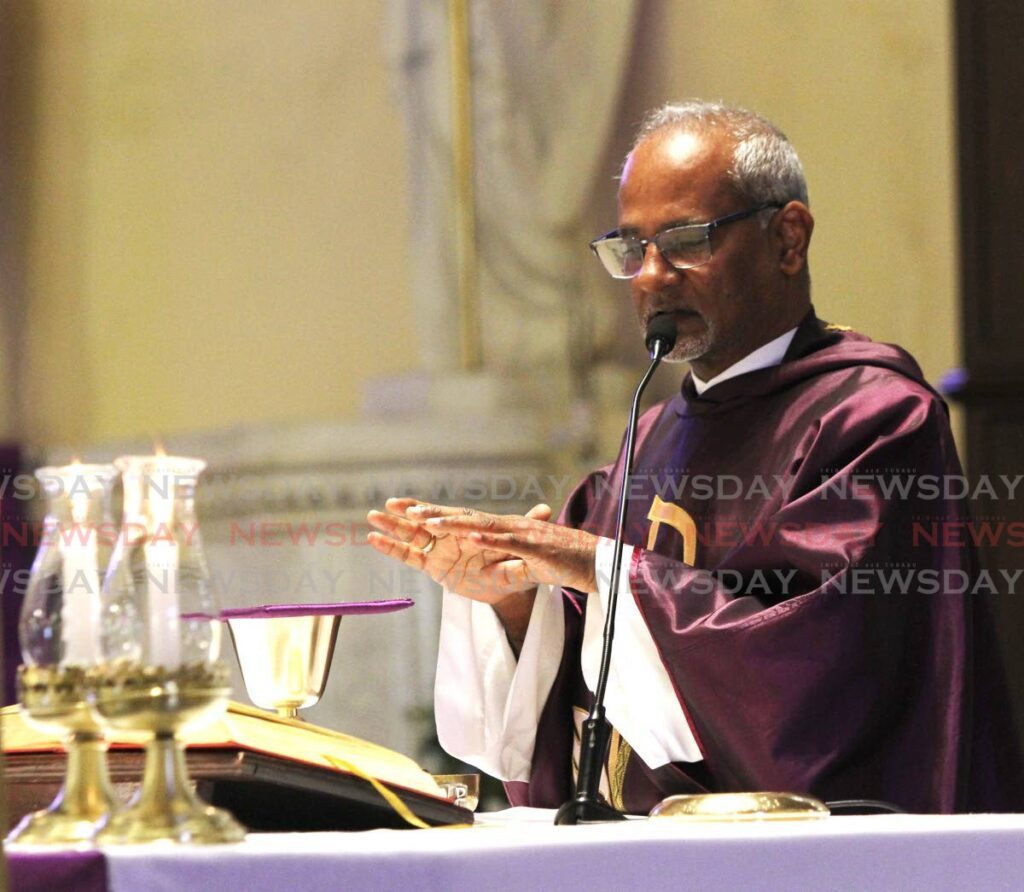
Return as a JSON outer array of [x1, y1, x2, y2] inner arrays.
[[554, 328, 673, 825]]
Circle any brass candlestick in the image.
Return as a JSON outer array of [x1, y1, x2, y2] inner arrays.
[[90, 661, 245, 844], [6, 666, 120, 845], [7, 461, 120, 845], [92, 454, 244, 844]]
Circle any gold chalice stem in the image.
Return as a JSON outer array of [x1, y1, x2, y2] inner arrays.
[[271, 626, 306, 720]]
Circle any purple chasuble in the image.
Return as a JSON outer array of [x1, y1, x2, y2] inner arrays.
[[510, 311, 1024, 814]]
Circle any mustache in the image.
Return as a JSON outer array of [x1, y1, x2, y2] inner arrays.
[[642, 305, 703, 326]]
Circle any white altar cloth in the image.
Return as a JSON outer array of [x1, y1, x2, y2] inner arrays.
[[102, 808, 1024, 891]]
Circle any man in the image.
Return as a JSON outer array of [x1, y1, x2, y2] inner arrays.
[[368, 100, 1022, 813]]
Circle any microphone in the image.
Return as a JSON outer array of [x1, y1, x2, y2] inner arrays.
[[645, 313, 677, 359], [554, 314, 677, 825]]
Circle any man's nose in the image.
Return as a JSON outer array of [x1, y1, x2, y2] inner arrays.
[[634, 241, 680, 290]]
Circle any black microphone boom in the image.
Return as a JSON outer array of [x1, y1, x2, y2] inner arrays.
[[554, 315, 677, 825]]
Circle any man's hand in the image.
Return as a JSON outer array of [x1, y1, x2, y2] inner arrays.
[[366, 498, 554, 604], [414, 503, 600, 594], [366, 499, 599, 654]]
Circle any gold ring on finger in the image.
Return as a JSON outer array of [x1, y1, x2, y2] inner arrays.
[[421, 534, 437, 555]]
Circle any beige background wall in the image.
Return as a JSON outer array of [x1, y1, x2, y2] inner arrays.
[[7, 0, 958, 452], [11, 0, 420, 447]]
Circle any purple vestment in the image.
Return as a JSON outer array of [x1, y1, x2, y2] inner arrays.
[[510, 311, 1024, 814]]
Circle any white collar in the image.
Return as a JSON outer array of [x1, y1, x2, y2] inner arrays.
[[691, 328, 799, 395]]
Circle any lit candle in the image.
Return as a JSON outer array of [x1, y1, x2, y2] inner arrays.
[[61, 464, 102, 665], [145, 465, 181, 667]]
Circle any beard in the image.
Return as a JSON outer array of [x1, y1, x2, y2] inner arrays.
[[664, 330, 713, 364], [638, 311, 714, 364]]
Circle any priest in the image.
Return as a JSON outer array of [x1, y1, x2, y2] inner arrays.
[[367, 100, 1023, 813]]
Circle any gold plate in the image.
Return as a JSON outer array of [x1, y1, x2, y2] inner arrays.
[[649, 791, 829, 822]]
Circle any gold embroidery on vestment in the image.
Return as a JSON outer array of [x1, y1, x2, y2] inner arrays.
[[646, 496, 697, 565], [607, 729, 632, 810]]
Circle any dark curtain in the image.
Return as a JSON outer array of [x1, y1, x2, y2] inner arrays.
[[1, 445, 31, 704]]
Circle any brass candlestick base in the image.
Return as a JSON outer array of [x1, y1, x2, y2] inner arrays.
[[6, 665, 120, 845], [90, 661, 246, 844]]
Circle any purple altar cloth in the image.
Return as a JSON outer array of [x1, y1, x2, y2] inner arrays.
[[94, 811, 1024, 891], [7, 849, 108, 892]]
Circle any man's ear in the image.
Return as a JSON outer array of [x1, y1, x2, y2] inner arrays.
[[775, 202, 814, 275]]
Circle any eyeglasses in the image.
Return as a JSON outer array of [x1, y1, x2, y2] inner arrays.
[[589, 203, 782, 279]]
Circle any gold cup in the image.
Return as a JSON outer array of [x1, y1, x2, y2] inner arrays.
[[6, 665, 120, 845], [227, 614, 341, 719], [89, 661, 246, 844]]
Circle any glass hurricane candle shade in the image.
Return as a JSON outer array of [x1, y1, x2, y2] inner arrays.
[[92, 454, 244, 844], [101, 455, 220, 669], [20, 463, 119, 668], [8, 463, 120, 845]]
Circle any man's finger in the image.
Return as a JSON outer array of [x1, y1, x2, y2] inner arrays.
[[384, 497, 422, 517], [526, 503, 552, 521], [367, 509, 434, 547], [422, 513, 504, 534], [475, 558, 533, 592], [406, 501, 478, 521], [449, 526, 536, 560], [425, 514, 548, 549], [367, 531, 426, 570], [367, 508, 409, 535]]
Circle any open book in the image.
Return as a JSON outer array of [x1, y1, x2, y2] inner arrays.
[[3, 701, 458, 828]]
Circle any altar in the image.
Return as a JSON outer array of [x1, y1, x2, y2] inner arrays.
[[9, 808, 1024, 891]]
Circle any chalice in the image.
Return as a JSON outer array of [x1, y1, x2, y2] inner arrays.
[[224, 600, 414, 720]]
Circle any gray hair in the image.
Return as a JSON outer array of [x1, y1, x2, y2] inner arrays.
[[630, 100, 809, 208]]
